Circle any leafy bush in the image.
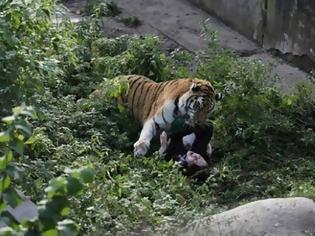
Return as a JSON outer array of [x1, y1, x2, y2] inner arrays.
[[0, 106, 95, 235], [84, 0, 121, 18], [193, 29, 315, 203], [120, 16, 141, 27], [0, 0, 84, 113], [91, 35, 175, 82]]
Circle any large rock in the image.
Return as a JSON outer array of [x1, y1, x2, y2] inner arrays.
[[181, 197, 315, 236]]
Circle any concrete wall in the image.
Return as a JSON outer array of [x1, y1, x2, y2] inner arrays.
[[190, 0, 315, 63], [264, 0, 315, 60], [190, 0, 264, 43]]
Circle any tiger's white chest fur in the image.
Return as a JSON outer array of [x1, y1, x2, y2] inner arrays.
[[133, 99, 186, 156], [153, 100, 177, 130], [133, 89, 212, 157]]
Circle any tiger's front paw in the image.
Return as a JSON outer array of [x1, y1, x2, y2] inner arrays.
[[134, 139, 150, 157]]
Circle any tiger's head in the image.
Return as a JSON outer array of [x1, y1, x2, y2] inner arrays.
[[179, 79, 221, 126]]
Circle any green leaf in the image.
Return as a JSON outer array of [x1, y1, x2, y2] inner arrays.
[[0, 156, 7, 171], [0, 176, 11, 192], [42, 229, 58, 236], [20, 108, 37, 119], [60, 207, 70, 216], [6, 164, 22, 180], [25, 134, 37, 144], [66, 176, 83, 196], [45, 177, 67, 198], [0, 227, 15, 235], [12, 106, 37, 118], [10, 11, 21, 29], [6, 151, 13, 162], [0, 201, 7, 212], [42, 7, 51, 17], [2, 115, 15, 124], [50, 196, 69, 213], [38, 204, 58, 228], [15, 121, 32, 137], [0, 152, 12, 171], [79, 168, 95, 183], [12, 107, 23, 116], [117, 104, 126, 113], [57, 219, 78, 236], [9, 139, 24, 155], [67, 169, 78, 178], [3, 187, 22, 208], [0, 131, 10, 143]]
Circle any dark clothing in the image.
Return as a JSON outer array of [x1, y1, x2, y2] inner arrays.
[[165, 123, 213, 162]]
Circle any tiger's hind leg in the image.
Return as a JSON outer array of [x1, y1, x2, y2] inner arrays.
[[134, 119, 157, 157]]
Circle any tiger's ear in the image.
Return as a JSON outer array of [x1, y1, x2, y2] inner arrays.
[[190, 83, 201, 92], [215, 93, 222, 101]]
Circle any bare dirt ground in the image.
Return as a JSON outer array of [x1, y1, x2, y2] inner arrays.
[[64, 0, 311, 92]]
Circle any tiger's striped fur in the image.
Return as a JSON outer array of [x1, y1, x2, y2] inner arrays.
[[115, 75, 220, 156]]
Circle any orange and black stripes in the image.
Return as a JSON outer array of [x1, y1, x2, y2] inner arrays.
[[119, 75, 216, 126], [129, 77, 145, 119], [127, 75, 158, 121], [142, 83, 155, 120]]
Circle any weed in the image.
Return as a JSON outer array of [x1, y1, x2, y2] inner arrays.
[[84, 0, 121, 18], [120, 15, 141, 27]]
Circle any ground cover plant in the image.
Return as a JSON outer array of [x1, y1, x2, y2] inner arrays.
[[84, 0, 121, 18], [1, 0, 315, 235]]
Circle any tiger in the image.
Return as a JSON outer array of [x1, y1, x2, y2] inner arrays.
[[111, 75, 221, 157]]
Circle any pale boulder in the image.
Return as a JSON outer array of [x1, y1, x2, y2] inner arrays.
[[182, 197, 315, 236]]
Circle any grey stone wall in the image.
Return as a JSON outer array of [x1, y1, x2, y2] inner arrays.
[[190, 0, 315, 63], [190, 0, 264, 43], [265, 0, 315, 61]]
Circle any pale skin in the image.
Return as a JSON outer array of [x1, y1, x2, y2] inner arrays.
[[159, 131, 209, 169], [184, 151, 208, 168]]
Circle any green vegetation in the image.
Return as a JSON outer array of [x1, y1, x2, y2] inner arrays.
[[119, 16, 141, 27], [0, 106, 95, 235], [1, 0, 315, 235], [84, 0, 121, 18]]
